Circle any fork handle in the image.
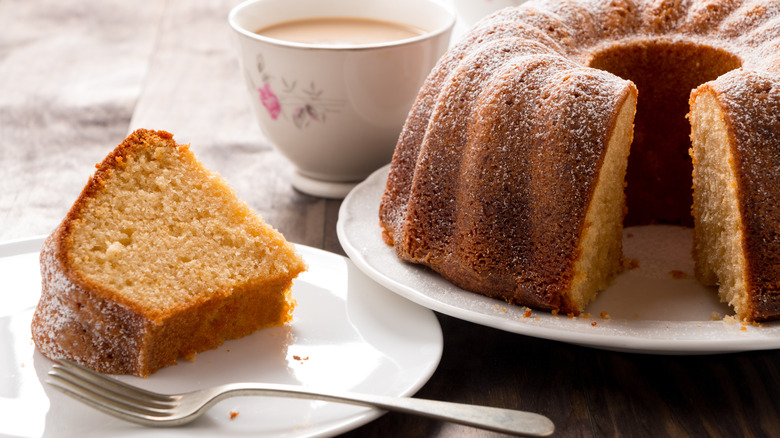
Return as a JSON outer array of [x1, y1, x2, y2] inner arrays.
[[206, 383, 554, 437]]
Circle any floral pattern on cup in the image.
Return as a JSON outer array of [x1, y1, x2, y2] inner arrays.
[[258, 83, 282, 120], [252, 54, 346, 129]]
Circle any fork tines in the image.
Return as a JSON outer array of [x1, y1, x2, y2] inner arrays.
[[47, 359, 178, 423]]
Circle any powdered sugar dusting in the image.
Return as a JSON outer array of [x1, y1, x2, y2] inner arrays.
[[32, 230, 145, 374], [379, 0, 780, 312]]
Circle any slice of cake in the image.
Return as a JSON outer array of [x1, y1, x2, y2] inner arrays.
[[31, 129, 307, 376]]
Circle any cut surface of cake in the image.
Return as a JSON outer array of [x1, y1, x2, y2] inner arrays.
[[379, 0, 780, 320], [690, 73, 780, 321], [31, 129, 307, 376]]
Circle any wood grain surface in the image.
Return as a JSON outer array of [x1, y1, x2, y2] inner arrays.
[[2, 0, 780, 436]]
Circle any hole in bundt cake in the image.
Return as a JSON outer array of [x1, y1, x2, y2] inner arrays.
[[587, 40, 742, 226]]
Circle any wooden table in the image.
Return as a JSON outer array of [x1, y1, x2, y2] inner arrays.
[[2, 0, 780, 436]]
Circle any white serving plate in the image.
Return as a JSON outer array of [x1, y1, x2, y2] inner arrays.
[[337, 165, 780, 355], [0, 237, 442, 437]]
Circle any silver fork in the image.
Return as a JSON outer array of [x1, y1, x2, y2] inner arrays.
[[47, 359, 554, 436]]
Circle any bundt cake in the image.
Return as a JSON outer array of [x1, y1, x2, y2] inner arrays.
[[32, 129, 307, 376], [379, 0, 780, 320]]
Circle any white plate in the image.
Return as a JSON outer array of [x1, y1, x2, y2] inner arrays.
[[0, 237, 442, 438], [337, 165, 780, 355]]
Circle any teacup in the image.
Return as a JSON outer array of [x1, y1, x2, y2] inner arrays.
[[229, 0, 455, 198]]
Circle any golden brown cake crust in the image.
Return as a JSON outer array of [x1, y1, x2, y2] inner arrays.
[[379, 0, 780, 316], [32, 129, 304, 375]]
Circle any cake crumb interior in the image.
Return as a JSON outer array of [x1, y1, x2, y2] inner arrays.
[[690, 89, 749, 317], [67, 143, 299, 314], [569, 90, 636, 310]]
